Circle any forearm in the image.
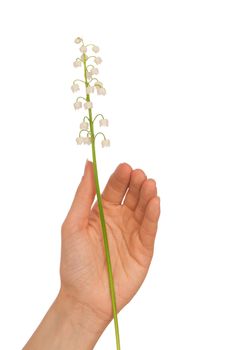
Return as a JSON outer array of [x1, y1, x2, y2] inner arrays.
[[23, 289, 109, 350]]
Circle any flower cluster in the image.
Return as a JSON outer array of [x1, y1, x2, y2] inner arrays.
[[75, 114, 110, 147], [71, 37, 110, 148]]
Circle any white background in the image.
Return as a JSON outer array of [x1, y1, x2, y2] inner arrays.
[[0, 0, 231, 349]]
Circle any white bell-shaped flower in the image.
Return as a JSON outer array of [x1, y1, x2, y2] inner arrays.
[[80, 121, 89, 130], [71, 82, 80, 93], [92, 45, 100, 53], [76, 137, 83, 145], [73, 59, 82, 67], [100, 87, 106, 95], [101, 139, 110, 148], [74, 37, 82, 44], [99, 118, 109, 127], [86, 86, 94, 94], [91, 67, 99, 75], [83, 137, 91, 145], [74, 101, 82, 110], [80, 45, 87, 53], [84, 101, 93, 110], [97, 87, 106, 95], [94, 57, 102, 65]]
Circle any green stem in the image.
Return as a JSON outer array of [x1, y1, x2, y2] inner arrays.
[[86, 55, 97, 61], [83, 116, 90, 123], [93, 113, 104, 123], [74, 78, 86, 84], [89, 77, 100, 85], [83, 53, 121, 350], [94, 132, 106, 141]]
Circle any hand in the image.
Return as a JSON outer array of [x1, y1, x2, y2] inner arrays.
[[23, 161, 160, 350], [60, 161, 160, 325]]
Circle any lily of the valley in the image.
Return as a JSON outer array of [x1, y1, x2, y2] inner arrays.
[[83, 136, 91, 144], [90, 67, 99, 75], [75, 136, 91, 145], [97, 87, 106, 95], [84, 101, 93, 110], [72, 37, 119, 350], [86, 86, 94, 94], [75, 136, 83, 144], [73, 59, 82, 67], [80, 121, 89, 130], [94, 57, 102, 65], [101, 139, 110, 147], [74, 100, 82, 109], [92, 45, 99, 53], [99, 118, 109, 127], [71, 82, 80, 92]]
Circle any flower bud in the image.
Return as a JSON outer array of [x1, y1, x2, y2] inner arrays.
[[74, 37, 82, 44]]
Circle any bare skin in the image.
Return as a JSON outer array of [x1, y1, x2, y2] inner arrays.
[[23, 161, 160, 350]]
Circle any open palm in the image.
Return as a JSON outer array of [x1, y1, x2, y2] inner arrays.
[[60, 161, 160, 325]]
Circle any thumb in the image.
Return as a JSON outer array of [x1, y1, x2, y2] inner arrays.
[[65, 160, 96, 228]]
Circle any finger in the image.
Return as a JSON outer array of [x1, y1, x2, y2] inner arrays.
[[64, 160, 96, 228], [134, 179, 157, 223], [139, 196, 160, 249], [123, 169, 147, 210], [101, 163, 132, 205]]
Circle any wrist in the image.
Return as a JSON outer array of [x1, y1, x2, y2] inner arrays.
[[54, 288, 109, 348], [23, 289, 109, 350]]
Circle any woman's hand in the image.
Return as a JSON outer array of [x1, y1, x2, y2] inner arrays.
[[23, 161, 160, 350]]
